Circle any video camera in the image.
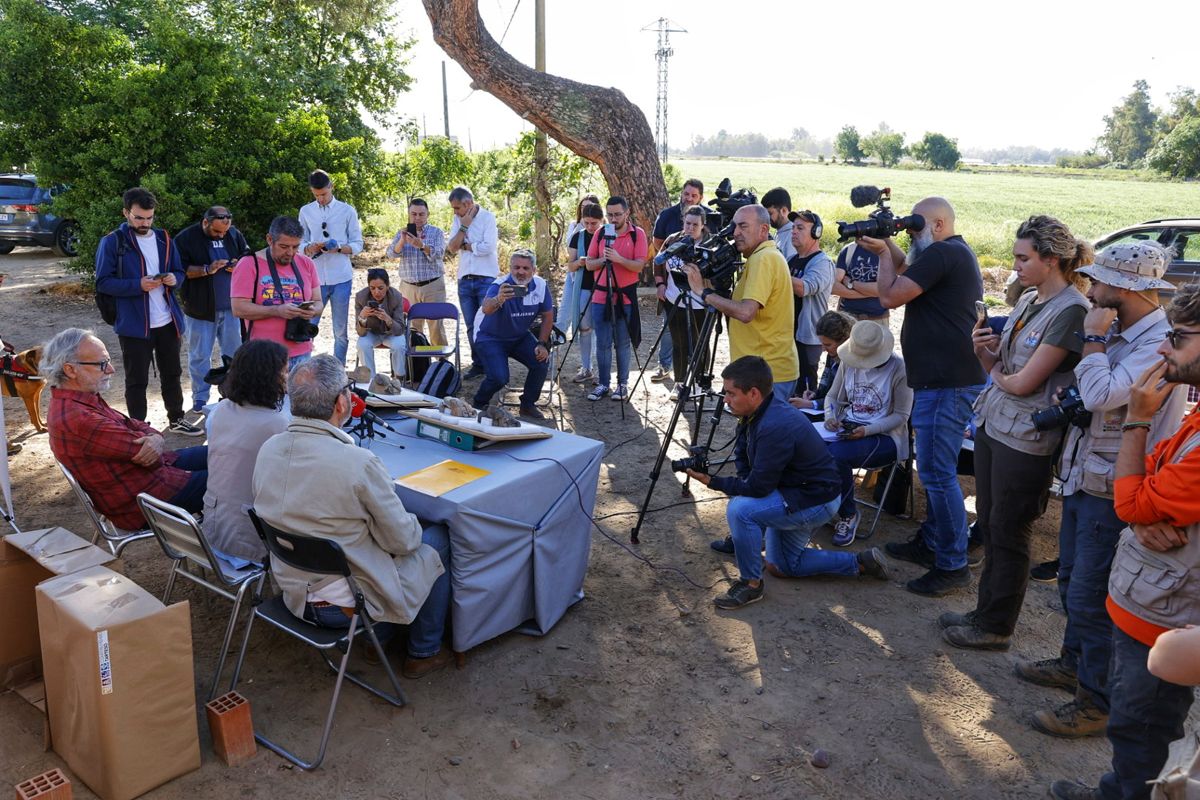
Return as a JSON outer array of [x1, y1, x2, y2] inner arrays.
[[835, 186, 925, 242], [652, 178, 756, 292]]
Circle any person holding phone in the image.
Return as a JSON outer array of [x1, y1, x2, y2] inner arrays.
[[941, 215, 1090, 651], [822, 321, 912, 546], [386, 198, 447, 347], [354, 268, 410, 381]]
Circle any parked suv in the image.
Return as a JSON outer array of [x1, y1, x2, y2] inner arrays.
[[1094, 218, 1200, 302], [0, 174, 78, 256]]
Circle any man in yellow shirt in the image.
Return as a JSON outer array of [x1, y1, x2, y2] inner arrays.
[[685, 204, 800, 402]]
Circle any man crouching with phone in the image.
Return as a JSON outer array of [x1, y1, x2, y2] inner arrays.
[[688, 356, 891, 610]]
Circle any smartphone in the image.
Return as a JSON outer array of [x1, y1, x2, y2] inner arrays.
[[837, 420, 862, 439], [975, 300, 989, 327], [509, 284, 529, 298], [406, 222, 418, 237], [298, 300, 314, 310]]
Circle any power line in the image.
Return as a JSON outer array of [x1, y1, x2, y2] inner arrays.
[[641, 18, 687, 163]]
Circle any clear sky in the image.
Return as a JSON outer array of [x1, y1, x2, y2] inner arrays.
[[394, 0, 1199, 154]]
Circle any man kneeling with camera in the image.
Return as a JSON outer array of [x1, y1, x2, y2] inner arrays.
[[687, 355, 891, 609]]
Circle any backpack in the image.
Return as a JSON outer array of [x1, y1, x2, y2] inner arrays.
[[407, 330, 431, 385], [417, 359, 460, 399], [94, 230, 128, 325]]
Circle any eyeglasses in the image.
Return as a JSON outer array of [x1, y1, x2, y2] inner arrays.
[[72, 359, 112, 371], [1165, 329, 1200, 349]]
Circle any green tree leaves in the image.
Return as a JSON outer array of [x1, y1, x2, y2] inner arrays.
[[910, 132, 961, 171], [834, 126, 865, 165], [1100, 80, 1158, 164]]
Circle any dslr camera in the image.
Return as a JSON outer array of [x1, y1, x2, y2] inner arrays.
[[836, 186, 926, 242], [1031, 386, 1093, 432], [671, 445, 710, 474], [284, 317, 319, 343]]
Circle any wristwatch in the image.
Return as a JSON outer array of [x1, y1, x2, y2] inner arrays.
[[701, 288, 716, 304]]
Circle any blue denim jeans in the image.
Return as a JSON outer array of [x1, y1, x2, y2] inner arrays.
[[772, 380, 796, 405], [1058, 491, 1125, 712], [302, 524, 452, 659], [590, 302, 631, 389], [318, 279, 352, 364], [657, 306, 672, 369], [287, 353, 310, 372], [186, 311, 242, 410], [457, 274, 494, 361], [356, 332, 407, 379], [728, 492, 849, 580], [472, 334, 548, 409], [911, 385, 983, 570], [826, 434, 897, 519], [1098, 627, 1195, 800], [166, 445, 208, 515]]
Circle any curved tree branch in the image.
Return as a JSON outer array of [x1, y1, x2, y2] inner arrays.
[[422, 0, 668, 236]]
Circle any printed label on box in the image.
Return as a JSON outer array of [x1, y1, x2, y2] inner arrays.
[[97, 630, 113, 695]]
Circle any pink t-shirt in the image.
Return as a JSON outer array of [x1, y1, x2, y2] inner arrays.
[[588, 225, 647, 306], [230, 252, 320, 357]]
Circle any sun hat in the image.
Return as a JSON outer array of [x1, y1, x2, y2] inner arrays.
[[1076, 241, 1174, 291], [837, 320, 894, 370]]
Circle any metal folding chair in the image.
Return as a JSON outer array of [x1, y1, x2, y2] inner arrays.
[[57, 461, 153, 556], [406, 301, 461, 379], [136, 493, 266, 700], [230, 509, 406, 771], [853, 459, 915, 540]]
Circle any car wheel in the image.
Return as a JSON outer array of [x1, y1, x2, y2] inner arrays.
[[52, 220, 79, 257], [0, 242, 14, 255]]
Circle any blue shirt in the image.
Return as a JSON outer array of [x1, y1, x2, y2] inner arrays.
[[652, 203, 685, 241], [476, 276, 554, 342], [208, 237, 232, 311]]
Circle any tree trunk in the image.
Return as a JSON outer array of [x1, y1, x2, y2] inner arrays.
[[421, 0, 668, 239]]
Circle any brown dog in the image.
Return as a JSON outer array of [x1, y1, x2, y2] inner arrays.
[[1, 345, 46, 432]]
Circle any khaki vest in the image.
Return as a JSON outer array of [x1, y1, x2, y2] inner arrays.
[[1109, 430, 1200, 631], [975, 285, 1089, 455]]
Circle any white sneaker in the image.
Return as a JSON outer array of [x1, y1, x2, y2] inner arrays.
[[650, 367, 670, 383], [611, 385, 629, 402], [587, 385, 610, 401], [572, 368, 595, 384]]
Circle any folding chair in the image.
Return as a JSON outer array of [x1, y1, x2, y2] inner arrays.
[[230, 509, 406, 771], [853, 458, 915, 540], [406, 302, 461, 379], [136, 493, 266, 700], [57, 462, 153, 556]]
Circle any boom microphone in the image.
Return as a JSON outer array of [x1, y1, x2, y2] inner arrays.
[[349, 392, 397, 433], [849, 185, 884, 208]]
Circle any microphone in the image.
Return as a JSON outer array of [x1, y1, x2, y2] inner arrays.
[[849, 185, 884, 208], [349, 392, 397, 433]]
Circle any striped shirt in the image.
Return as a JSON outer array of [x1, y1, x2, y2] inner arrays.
[[386, 224, 446, 283]]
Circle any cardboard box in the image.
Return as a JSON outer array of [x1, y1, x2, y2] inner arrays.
[[1, 528, 118, 689], [36, 565, 200, 800]]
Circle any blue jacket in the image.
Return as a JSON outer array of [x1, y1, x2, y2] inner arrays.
[[95, 222, 186, 339], [710, 393, 840, 511]]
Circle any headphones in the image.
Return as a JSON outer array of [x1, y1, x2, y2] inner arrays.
[[798, 210, 823, 240]]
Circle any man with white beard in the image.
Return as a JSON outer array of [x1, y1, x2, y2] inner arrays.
[[855, 197, 987, 597]]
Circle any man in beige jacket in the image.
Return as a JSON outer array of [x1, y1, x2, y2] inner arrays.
[[252, 355, 452, 678]]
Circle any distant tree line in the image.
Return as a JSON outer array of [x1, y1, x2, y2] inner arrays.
[[1072, 80, 1200, 178], [685, 128, 834, 160]]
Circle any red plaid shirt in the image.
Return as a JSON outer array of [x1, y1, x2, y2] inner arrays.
[[48, 388, 189, 530]]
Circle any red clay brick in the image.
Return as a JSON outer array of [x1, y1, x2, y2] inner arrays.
[[14, 768, 71, 800], [205, 691, 256, 767]]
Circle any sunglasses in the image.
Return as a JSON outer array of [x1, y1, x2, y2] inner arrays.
[[1165, 329, 1200, 349]]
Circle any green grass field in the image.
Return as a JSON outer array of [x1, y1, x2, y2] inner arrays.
[[670, 158, 1200, 267]]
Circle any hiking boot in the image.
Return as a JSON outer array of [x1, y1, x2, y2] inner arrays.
[[587, 385, 610, 401], [832, 515, 859, 547], [857, 547, 891, 580], [1049, 780, 1101, 800], [710, 536, 735, 555], [519, 404, 545, 421], [713, 579, 764, 610], [1014, 656, 1078, 693], [942, 623, 1011, 651], [571, 368, 595, 384], [906, 566, 971, 597], [402, 648, 453, 679], [650, 366, 670, 383], [1031, 558, 1060, 582], [886, 532, 936, 569], [1032, 697, 1108, 739], [937, 609, 978, 630], [168, 418, 205, 437], [611, 384, 629, 402]]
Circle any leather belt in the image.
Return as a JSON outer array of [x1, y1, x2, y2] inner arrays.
[[404, 276, 441, 287]]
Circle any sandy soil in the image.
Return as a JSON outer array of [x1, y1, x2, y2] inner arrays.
[[1, 245, 1190, 799]]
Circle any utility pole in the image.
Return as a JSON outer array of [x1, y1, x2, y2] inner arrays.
[[642, 18, 686, 162], [442, 61, 450, 138], [533, 0, 552, 271]]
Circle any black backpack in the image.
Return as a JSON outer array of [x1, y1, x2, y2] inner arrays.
[[417, 359, 460, 399], [94, 231, 127, 325]]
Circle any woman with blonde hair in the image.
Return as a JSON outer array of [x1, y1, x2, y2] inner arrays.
[[941, 215, 1092, 651]]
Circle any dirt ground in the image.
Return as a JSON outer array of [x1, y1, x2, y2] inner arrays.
[[1, 246, 1191, 799]]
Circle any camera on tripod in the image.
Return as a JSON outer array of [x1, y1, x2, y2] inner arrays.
[[835, 186, 926, 242], [654, 178, 757, 292], [670, 445, 710, 474], [1031, 385, 1093, 432]]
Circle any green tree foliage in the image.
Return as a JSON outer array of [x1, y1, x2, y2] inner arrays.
[[834, 125, 865, 164], [861, 125, 905, 167], [389, 136, 475, 202], [1100, 79, 1158, 164], [662, 163, 684, 197], [910, 132, 961, 171], [1148, 117, 1200, 178], [0, 0, 410, 272]]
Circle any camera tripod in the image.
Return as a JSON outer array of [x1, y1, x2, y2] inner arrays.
[[629, 284, 735, 544]]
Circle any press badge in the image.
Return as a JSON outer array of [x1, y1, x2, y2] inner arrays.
[[1024, 331, 1041, 347]]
